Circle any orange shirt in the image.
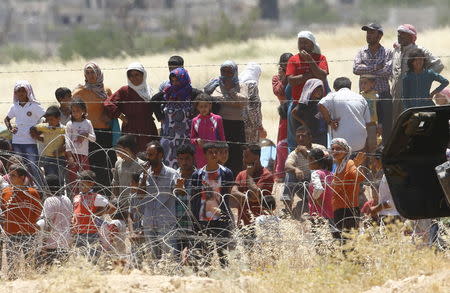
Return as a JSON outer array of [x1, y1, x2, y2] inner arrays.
[[72, 87, 110, 129], [1, 187, 42, 235], [331, 160, 363, 211]]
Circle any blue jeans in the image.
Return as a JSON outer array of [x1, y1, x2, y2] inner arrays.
[[40, 156, 66, 187], [12, 143, 43, 187]]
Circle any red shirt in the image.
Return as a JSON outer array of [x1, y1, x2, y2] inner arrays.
[[235, 168, 274, 225], [286, 53, 329, 102]]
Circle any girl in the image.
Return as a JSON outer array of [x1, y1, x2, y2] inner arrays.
[[307, 148, 333, 220], [190, 94, 226, 168], [65, 98, 96, 188], [4, 81, 45, 186], [402, 48, 449, 110]]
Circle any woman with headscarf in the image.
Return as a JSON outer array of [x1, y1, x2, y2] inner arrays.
[[204, 60, 248, 176], [330, 138, 365, 240], [239, 62, 266, 143], [291, 78, 327, 146], [72, 62, 115, 191], [286, 31, 329, 152], [4, 80, 45, 186], [160, 67, 200, 168], [104, 63, 158, 153]]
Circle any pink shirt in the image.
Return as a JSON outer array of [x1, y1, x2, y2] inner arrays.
[[190, 113, 225, 168], [308, 169, 333, 219]]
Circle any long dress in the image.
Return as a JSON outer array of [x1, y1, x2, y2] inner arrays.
[[104, 86, 158, 153]]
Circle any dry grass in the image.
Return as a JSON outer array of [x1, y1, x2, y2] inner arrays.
[[0, 26, 449, 140]]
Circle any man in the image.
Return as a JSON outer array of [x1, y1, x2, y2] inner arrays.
[[139, 140, 179, 259], [318, 77, 371, 152], [281, 126, 326, 218], [232, 144, 274, 227], [391, 24, 444, 123], [353, 23, 393, 144], [0, 165, 41, 277], [190, 142, 234, 266]]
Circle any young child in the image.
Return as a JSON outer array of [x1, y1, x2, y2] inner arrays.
[[65, 98, 96, 188], [190, 94, 226, 168], [4, 81, 45, 186], [30, 106, 66, 186], [402, 48, 449, 110], [360, 75, 379, 153], [254, 195, 281, 238], [307, 148, 334, 221], [72, 170, 115, 257], [100, 200, 127, 256], [216, 141, 229, 166], [55, 87, 73, 125]]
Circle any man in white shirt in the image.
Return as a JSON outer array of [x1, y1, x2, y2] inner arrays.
[[318, 77, 371, 152]]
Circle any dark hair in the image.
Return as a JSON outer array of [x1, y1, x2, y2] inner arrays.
[[194, 93, 212, 110], [215, 141, 229, 149], [262, 195, 276, 211], [0, 138, 11, 173], [168, 55, 184, 67], [46, 174, 61, 195], [9, 165, 28, 177], [55, 87, 71, 101], [407, 48, 428, 72], [71, 98, 87, 121], [44, 105, 61, 118], [295, 125, 312, 135], [79, 170, 96, 182], [279, 52, 293, 68], [146, 140, 164, 155], [131, 172, 141, 184], [176, 143, 195, 157], [203, 142, 219, 153], [242, 144, 261, 157], [278, 103, 288, 119], [116, 135, 138, 154], [333, 77, 352, 91], [308, 148, 333, 171]]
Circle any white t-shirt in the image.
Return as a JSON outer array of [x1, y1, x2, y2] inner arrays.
[[319, 88, 371, 151], [41, 195, 73, 250], [65, 119, 96, 156], [378, 175, 399, 216], [7, 102, 45, 144], [100, 219, 127, 254]]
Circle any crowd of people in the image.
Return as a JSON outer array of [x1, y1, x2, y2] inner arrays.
[[0, 23, 449, 276]]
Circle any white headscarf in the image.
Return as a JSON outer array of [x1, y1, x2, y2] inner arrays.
[[297, 31, 321, 54], [239, 62, 262, 85], [127, 62, 152, 101], [13, 80, 39, 104], [331, 138, 351, 174], [299, 78, 324, 105]]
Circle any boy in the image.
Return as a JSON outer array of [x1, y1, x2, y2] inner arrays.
[[100, 200, 127, 256], [72, 170, 115, 257], [360, 75, 379, 153], [0, 165, 42, 276], [30, 106, 66, 186], [216, 141, 229, 166], [38, 174, 73, 265], [190, 142, 234, 266], [55, 87, 72, 125]]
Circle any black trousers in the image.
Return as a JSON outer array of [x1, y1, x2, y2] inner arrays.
[[377, 91, 393, 145], [89, 129, 116, 196], [333, 207, 360, 240], [222, 119, 245, 177]]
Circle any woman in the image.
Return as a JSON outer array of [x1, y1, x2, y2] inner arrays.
[[330, 138, 365, 240], [72, 62, 115, 191], [104, 63, 158, 153], [160, 67, 199, 168], [291, 78, 327, 146], [204, 60, 248, 176], [239, 62, 266, 143]]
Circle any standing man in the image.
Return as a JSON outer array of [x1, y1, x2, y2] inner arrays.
[[140, 141, 179, 259], [353, 23, 393, 144], [391, 24, 444, 123]]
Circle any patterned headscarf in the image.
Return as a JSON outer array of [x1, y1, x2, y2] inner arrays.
[[299, 78, 324, 105], [297, 31, 321, 54], [164, 67, 193, 103], [13, 80, 39, 104], [397, 24, 417, 43], [330, 138, 352, 174], [127, 62, 152, 101], [83, 62, 107, 99], [239, 62, 262, 85]]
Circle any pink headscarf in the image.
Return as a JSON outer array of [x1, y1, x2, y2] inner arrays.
[[397, 24, 417, 43], [13, 80, 39, 104], [83, 61, 107, 99]]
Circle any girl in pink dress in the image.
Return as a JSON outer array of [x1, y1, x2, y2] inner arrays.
[[190, 94, 226, 168]]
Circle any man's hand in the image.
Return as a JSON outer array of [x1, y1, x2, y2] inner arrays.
[[295, 168, 305, 180]]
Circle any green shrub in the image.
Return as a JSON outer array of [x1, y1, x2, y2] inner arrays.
[[0, 45, 42, 63]]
